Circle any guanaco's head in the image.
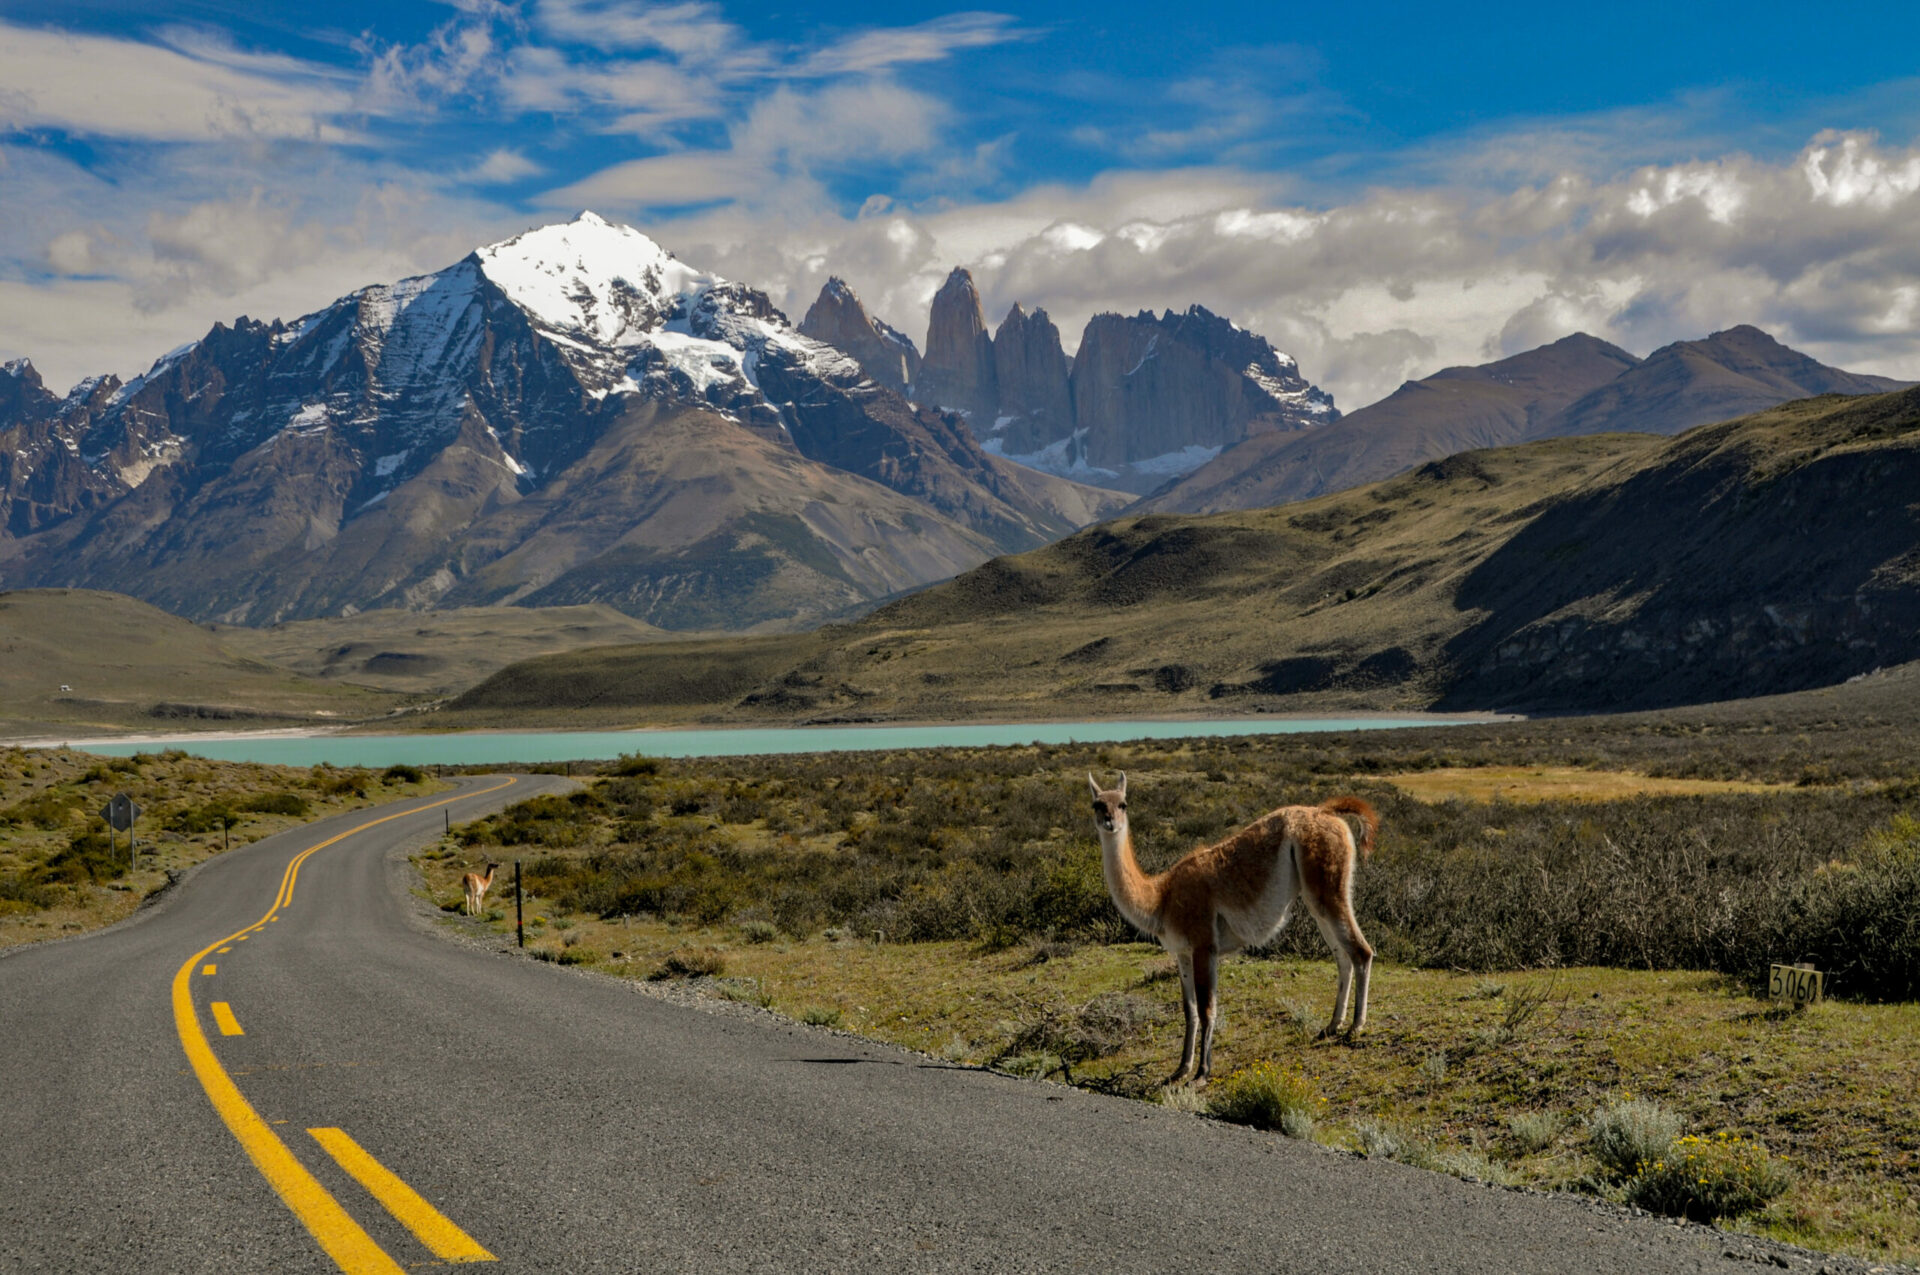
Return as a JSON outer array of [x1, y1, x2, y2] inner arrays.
[[1087, 772, 1128, 835]]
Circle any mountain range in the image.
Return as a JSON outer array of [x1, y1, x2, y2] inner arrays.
[[1135, 325, 1911, 515], [446, 384, 1920, 722], [0, 214, 1124, 630], [4, 210, 1911, 641]]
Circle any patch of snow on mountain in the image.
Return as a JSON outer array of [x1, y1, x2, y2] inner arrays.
[[644, 331, 749, 394], [1131, 444, 1222, 476], [983, 428, 1120, 482], [285, 402, 329, 434], [373, 449, 410, 477], [117, 436, 185, 489]]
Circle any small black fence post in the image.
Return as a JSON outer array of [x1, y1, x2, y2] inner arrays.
[[515, 861, 524, 948]]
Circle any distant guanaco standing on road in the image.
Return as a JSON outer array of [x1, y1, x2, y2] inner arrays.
[[1087, 773, 1378, 1085], [463, 862, 499, 917]]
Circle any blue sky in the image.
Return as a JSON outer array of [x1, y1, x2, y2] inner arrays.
[[4, 1, 1920, 406]]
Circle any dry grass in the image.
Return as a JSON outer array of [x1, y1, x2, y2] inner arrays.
[[1378, 767, 1790, 803]]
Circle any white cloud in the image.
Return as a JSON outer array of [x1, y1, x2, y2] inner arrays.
[[533, 0, 745, 59], [796, 13, 1025, 77], [0, 21, 355, 142], [650, 131, 1920, 409]]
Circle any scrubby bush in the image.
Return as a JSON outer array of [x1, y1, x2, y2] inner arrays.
[[649, 947, 726, 980], [1623, 1132, 1792, 1222], [1206, 1061, 1323, 1137], [1505, 1111, 1562, 1155], [1588, 1098, 1683, 1180], [166, 801, 234, 835], [382, 764, 425, 784], [35, 828, 128, 884], [238, 791, 309, 816]]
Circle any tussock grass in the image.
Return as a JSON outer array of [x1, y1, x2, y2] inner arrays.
[[1589, 1098, 1685, 1180], [1206, 1061, 1323, 1137]]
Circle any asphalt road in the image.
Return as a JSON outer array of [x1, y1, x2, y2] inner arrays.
[[0, 776, 1852, 1274]]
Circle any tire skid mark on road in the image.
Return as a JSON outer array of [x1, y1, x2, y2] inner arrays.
[[170, 778, 517, 1274]]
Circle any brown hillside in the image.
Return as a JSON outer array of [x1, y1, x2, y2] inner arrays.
[[444, 387, 1920, 724]]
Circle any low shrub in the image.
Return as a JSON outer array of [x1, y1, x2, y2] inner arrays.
[[239, 791, 308, 816], [1588, 1098, 1683, 1180], [737, 919, 780, 944], [1, 789, 84, 829], [801, 1006, 843, 1027], [35, 829, 129, 884], [166, 801, 234, 835], [1623, 1132, 1793, 1222], [382, 764, 425, 784], [1207, 1061, 1324, 1137], [1505, 1111, 1562, 1155], [649, 947, 726, 980], [996, 993, 1163, 1072]]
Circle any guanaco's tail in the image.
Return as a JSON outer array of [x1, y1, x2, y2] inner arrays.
[[1319, 796, 1379, 857]]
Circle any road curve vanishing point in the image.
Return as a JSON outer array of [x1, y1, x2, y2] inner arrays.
[[170, 779, 518, 1272]]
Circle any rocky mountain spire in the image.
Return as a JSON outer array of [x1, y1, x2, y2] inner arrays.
[[798, 277, 921, 394], [1066, 305, 1336, 485], [988, 303, 1073, 454], [0, 358, 59, 430], [917, 267, 997, 421]]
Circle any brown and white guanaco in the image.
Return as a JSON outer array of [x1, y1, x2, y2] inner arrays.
[[462, 862, 499, 917], [1088, 773, 1378, 1084]]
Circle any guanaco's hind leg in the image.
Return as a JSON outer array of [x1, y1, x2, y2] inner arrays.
[[1306, 900, 1373, 1037], [1192, 945, 1221, 1080]]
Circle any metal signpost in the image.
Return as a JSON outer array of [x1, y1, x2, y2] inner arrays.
[[101, 792, 142, 867]]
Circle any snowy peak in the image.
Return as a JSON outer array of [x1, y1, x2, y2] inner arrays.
[[472, 210, 715, 346]]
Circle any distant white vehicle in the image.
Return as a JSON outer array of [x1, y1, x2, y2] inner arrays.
[[59, 684, 71, 693]]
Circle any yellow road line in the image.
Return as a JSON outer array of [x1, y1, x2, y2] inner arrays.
[[170, 778, 518, 1275], [309, 1128, 496, 1264], [211, 1002, 245, 1036], [203, 964, 217, 976]]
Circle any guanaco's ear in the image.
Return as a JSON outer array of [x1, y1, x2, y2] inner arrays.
[[1087, 773, 1102, 799], [1117, 771, 1127, 797]]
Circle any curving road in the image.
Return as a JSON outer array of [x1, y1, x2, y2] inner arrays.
[[0, 777, 1842, 1274]]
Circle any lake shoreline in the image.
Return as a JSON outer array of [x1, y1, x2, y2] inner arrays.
[[13, 711, 1516, 766]]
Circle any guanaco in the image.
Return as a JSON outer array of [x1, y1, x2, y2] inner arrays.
[[1088, 773, 1378, 1084], [462, 862, 499, 917]]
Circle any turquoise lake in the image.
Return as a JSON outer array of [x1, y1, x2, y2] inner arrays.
[[66, 716, 1470, 767]]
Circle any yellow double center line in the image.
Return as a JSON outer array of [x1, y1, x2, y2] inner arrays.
[[170, 778, 517, 1273]]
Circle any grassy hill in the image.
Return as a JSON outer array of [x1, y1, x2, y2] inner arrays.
[[0, 590, 403, 737], [441, 386, 1920, 726], [0, 592, 681, 738], [217, 604, 668, 695]]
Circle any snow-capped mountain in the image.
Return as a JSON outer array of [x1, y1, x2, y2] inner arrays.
[[0, 214, 1125, 629]]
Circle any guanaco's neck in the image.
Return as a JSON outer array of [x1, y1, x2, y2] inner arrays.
[[1099, 822, 1163, 936]]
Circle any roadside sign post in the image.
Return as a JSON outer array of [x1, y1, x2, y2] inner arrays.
[[515, 861, 524, 948], [101, 792, 142, 869]]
